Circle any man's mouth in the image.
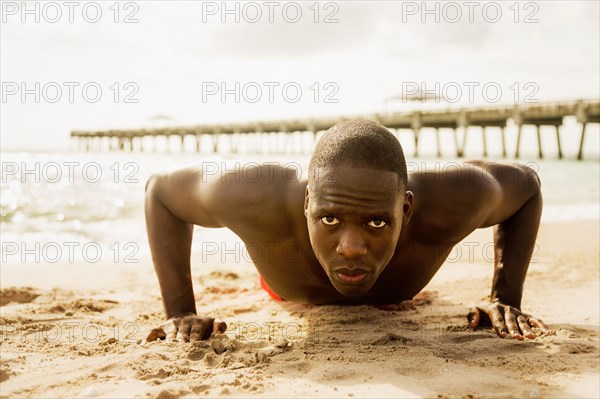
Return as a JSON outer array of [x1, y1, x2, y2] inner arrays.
[[334, 268, 369, 284]]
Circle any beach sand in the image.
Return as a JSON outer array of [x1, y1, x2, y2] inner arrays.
[[1, 220, 598, 398]]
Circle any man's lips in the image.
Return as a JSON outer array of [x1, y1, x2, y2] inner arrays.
[[334, 268, 369, 284]]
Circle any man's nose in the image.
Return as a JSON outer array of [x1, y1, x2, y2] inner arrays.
[[336, 228, 367, 259]]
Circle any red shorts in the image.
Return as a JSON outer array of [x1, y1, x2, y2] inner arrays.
[[259, 275, 283, 301]]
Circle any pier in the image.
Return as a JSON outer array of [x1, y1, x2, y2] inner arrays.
[[71, 99, 599, 160]]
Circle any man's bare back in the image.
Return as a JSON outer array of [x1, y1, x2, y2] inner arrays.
[[144, 121, 548, 342]]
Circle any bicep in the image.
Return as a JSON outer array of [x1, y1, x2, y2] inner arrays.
[[146, 164, 225, 228], [477, 163, 542, 227]]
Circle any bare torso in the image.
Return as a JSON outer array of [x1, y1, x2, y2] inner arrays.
[[229, 172, 472, 305]]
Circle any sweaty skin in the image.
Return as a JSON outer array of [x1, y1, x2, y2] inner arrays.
[[144, 161, 549, 342]]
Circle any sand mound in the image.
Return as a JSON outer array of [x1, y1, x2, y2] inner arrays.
[[0, 287, 40, 306]]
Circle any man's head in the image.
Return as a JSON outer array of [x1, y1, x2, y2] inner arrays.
[[304, 120, 413, 297]]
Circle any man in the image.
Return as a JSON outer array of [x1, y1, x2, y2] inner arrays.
[[144, 120, 548, 342]]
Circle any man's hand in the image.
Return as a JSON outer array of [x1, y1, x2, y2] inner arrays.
[[467, 302, 549, 339], [146, 313, 227, 342]]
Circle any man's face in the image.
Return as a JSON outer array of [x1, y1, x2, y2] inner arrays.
[[304, 164, 412, 297]]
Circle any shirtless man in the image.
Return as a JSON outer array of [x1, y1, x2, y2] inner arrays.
[[144, 120, 549, 342]]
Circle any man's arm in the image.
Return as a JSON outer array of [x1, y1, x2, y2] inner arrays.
[[144, 164, 230, 341], [489, 169, 541, 309], [145, 165, 221, 319], [467, 162, 549, 338], [144, 162, 286, 341]]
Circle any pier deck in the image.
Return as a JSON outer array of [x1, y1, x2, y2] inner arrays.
[[71, 99, 599, 160]]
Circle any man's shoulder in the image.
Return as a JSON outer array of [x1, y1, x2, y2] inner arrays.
[[409, 160, 497, 189], [201, 161, 305, 235], [408, 160, 510, 199], [204, 161, 301, 202], [408, 161, 505, 243]]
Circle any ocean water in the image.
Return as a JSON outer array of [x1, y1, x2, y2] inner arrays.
[[1, 150, 598, 262]]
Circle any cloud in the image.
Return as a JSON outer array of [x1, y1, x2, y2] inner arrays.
[[171, 2, 382, 59]]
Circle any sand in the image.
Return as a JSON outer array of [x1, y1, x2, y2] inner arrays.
[[1, 220, 599, 398]]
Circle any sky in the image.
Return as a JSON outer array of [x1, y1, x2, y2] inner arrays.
[[1, 0, 599, 151]]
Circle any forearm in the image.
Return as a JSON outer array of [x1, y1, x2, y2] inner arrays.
[[491, 188, 542, 308], [145, 178, 196, 319]]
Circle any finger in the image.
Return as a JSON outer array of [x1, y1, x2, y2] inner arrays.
[[517, 315, 535, 339], [504, 310, 522, 340], [194, 317, 215, 339], [213, 320, 227, 334], [177, 322, 191, 342], [164, 321, 178, 341], [489, 307, 508, 338], [189, 323, 208, 342], [467, 307, 481, 329], [528, 317, 549, 332], [146, 327, 166, 342]]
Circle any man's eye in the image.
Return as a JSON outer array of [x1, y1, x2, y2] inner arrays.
[[367, 219, 387, 228], [321, 216, 340, 225]]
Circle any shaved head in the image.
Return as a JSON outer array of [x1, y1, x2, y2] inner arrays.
[[308, 120, 408, 192]]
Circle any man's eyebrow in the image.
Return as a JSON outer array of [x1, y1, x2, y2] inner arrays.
[[313, 206, 395, 219], [362, 211, 395, 220]]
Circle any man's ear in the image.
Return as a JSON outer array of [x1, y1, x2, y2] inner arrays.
[[403, 190, 414, 225], [304, 186, 310, 217]]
